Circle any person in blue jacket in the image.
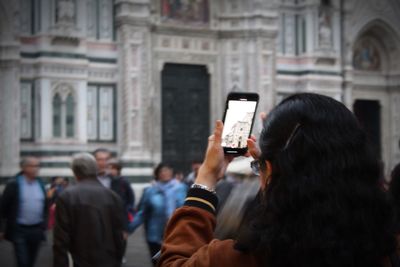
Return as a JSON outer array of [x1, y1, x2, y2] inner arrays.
[[128, 163, 187, 265]]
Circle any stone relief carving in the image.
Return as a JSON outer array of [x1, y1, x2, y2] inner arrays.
[[130, 77, 140, 142], [99, 0, 112, 40], [201, 41, 209, 51], [52, 82, 76, 100], [86, 0, 96, 38], [318, 2, 332, 49], [393, 95, 400, 137], [20, 82, 32, 139], [162, 37, 171, 48], [19, 0, 30, 34], [39, 65, 87, 77], [119, 26, 148, 149], [131, 46, 139, 67], [57, 0, 75, 25], [285, 14, 295, 54], [89, 71, 115, 80]]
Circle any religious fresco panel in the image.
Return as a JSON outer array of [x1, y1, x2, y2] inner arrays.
[[161, 0, 209, 25]]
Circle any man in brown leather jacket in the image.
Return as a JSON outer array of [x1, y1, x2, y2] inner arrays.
[[53, 153, 125, 267]]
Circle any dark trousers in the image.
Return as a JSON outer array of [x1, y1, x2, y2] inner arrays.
[[147, 242, 161, 266], [13, 225, 43, 267]]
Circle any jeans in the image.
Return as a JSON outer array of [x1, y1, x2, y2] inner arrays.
[[13, 225, 43, 267]]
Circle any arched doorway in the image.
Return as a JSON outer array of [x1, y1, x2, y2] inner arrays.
[[351, 20, 400, 173]]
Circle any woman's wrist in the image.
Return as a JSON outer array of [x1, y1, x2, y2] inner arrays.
[[195, 166, 218, 190], [190, 183, 217, 194]]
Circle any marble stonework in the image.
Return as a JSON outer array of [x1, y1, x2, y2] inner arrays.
[[0, 0, 400, 181]]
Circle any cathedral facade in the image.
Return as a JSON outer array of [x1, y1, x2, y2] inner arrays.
[[1, 0, 400, 182]]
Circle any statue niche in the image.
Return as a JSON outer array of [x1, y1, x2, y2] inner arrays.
[[318, 0, 332, 49]]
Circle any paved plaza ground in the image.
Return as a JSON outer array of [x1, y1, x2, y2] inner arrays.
[[0, 226, 152, 267]]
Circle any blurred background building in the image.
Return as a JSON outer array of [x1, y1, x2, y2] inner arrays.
[[0, 0, 399, 183]]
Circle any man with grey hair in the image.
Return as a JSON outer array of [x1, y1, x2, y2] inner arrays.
[[0, 156, 48, 267], [53, 153, 125, 267]]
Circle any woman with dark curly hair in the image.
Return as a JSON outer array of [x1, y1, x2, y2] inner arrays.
[[158, 93, 397, 267]]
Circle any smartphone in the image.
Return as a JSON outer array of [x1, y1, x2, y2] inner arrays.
[[221, 92, 259, 155]]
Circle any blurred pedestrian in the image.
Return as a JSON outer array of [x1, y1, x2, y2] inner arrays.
[[53, 153, 125, 267], [174, 170, 185, 183], [107, 158, 135, 226], [158, 93, 397, 267], [107, 158, 135, 263], [183, 160, 202, 186], [94, 150, 136, 227], [93, 148, 113, 188], [0, 157, 48, 267], [46, 176, 67, 230], [62, 177, 69, 188], [128, 163, 187, 265], [47, 176, 65, 206]]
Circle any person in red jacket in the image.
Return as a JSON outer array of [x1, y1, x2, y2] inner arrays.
[[159, 93, 398, 267]]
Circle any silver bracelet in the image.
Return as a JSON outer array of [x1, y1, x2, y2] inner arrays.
[[191, 183, 217, 195]]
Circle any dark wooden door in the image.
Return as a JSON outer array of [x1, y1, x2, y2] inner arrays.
[[353, 99, 381, 159], [161, 64, 210, 174]]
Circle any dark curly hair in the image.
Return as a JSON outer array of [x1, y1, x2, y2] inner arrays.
[[154, 162, 173, 180], [235, 93, 396, 267]]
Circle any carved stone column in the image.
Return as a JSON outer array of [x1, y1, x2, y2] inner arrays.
[[115, 0, 152, 161], [0, 0, 21, 179]]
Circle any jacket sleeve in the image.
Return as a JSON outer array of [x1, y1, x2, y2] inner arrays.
[[38, 178, 49, 232], [0, 181, 16, 233], [158, 188, 259, 267], [128, 188, 148, 233], [175, 184, 188, 209], [125, 179, 135, 209], [53, 196, 71, 267]]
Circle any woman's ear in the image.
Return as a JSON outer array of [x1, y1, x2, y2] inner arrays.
[[260, 160, 272, 190]]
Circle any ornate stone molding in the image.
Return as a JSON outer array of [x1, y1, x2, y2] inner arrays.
[[0, 43, 20, 61]]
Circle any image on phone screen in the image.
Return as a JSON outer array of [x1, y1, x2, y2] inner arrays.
[[221, 100, 257, 149]]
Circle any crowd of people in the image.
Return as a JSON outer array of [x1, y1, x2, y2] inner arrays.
[[1, 93, 400, 267]]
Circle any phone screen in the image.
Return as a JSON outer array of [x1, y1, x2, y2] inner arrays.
[[221, 100, 258, 149]]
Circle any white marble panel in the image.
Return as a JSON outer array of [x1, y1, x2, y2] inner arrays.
[[284, 13, 295, 55], [20, 0, 31, 34], [99, 0, 113, 40], [86, 0, 97, 38], [99, 86, 114, 141], [87, 85, 98, 140], [20, 82, 32, 139]]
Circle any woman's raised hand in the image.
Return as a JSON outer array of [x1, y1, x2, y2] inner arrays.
[[246, 112, 266, 160], [195, 121, 233, 189]]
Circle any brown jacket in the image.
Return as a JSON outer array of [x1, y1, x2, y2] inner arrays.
[[158, 188, 398, 267], [159, 188, 260, 267], [53, 179, 125, 267]]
